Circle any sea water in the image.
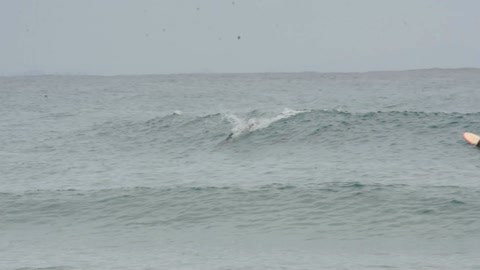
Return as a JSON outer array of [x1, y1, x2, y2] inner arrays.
[[1, 69, 480, 269]]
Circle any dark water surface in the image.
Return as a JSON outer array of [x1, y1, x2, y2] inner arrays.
[[1, 69, 480, 269]]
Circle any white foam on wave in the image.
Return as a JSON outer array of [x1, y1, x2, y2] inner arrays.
[[223, 108, 307, 139], [173, 110, 183, 115]]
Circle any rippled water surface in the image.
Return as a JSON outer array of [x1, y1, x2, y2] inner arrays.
[[1, 69, 480, 269]]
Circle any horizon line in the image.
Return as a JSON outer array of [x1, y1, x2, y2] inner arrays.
[[1, 67, 479, 78]]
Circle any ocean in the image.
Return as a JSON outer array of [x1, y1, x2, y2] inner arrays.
[[1, 69, 480, 269]]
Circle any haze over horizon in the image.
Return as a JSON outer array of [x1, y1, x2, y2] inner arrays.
[[2, 0, 480, 76]]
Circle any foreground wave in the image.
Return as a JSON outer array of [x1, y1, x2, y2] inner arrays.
[[2, 182, 479, 239]]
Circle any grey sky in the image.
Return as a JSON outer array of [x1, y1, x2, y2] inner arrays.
[[1, 0, 480, 75]]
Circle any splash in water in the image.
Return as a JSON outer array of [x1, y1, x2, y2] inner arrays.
[[223, 108, 307, 140]]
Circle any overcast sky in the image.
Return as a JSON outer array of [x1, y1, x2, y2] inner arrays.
[[1, 0, 480, 75]]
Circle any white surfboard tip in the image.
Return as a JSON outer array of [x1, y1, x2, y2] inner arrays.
[[463, 132, 480, 145]]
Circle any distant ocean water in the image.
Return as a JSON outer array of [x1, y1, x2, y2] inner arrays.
[[1, 69, 480, 269]]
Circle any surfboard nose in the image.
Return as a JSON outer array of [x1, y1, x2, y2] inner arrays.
[[463, 132, 480, 146]]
